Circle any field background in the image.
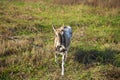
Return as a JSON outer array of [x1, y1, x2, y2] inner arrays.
[[0, 0, 120, 80]]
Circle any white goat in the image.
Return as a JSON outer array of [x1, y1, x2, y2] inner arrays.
[[52, 25, 72, 75]]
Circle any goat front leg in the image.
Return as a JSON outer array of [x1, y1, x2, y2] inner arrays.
[[61, 54, 65, 75]]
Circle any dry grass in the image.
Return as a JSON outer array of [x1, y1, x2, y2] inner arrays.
[[54, 0, 120, 8]]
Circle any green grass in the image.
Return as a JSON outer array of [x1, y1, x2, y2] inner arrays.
[[0, 0, 120, 80]]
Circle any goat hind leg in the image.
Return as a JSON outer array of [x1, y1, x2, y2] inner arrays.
[[65, 51, 67, 62], [55, 53, 58, 63]]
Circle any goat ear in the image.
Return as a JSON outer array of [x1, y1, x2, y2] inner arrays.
[[52, 25, 58, 35]]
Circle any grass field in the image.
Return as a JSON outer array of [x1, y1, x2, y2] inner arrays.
[[0, 0, 120, 80]]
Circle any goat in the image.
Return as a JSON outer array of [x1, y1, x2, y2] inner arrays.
[[52, 25, 72, 75]]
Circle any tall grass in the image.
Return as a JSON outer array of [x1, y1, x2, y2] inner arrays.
[[54, 0, 120, 8]]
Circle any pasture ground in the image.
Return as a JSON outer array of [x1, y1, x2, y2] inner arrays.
[[0, 0, 120, 80]]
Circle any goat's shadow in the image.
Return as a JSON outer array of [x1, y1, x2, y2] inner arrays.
[[74, 48, 120, 67]]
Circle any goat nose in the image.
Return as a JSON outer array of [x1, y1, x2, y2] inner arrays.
[[61, 48, 66, 52]]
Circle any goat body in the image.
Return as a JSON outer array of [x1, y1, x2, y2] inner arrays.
[[52, 25, 72, 75]]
